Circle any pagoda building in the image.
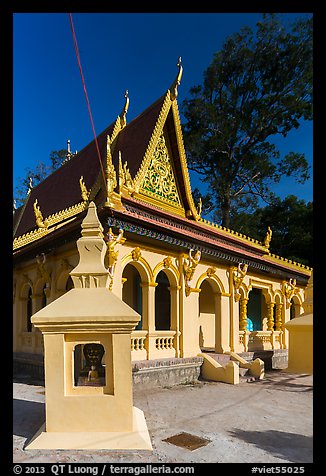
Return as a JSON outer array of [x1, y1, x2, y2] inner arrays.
[[13, 61, 311, 374]]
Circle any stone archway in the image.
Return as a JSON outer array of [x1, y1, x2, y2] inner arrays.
[[198, 279, 216, 350], [122, 263, 143, 330], [197, 276, 227, 353], [155, 270, 171, 331], [290, 295, 301, 319]]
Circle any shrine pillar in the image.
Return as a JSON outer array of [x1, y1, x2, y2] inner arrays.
[[26, 202, 152, 450], [180, 288, 201, 358]]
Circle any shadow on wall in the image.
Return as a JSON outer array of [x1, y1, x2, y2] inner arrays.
[[228, 428, 313, 463]]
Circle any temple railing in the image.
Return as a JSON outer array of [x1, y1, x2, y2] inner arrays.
[[131, 331, 148, 360], [131, 330, 179, 360], [239, 330, 284, 352]]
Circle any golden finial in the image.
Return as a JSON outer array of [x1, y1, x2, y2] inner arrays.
[[120, 90, 129, 128], [170, 57, 183, 101]]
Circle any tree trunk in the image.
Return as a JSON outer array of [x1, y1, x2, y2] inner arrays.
[[220, 195, 231, 229]]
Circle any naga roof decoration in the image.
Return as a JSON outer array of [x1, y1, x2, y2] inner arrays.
[[12, 60, 312, 279]]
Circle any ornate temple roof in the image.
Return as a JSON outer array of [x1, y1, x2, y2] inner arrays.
[[13, 61, 311, 282]]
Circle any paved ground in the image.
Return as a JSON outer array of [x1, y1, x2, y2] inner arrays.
[[13, 370, 313, 464]]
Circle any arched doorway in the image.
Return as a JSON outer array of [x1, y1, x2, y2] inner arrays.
[[122, 264, 143, 330], [247, 288, 263, 331], [290, 296, 301, 319], [199, 279, 215, 350], [26, 287, 33, 332], [155, 270, 171, 330]]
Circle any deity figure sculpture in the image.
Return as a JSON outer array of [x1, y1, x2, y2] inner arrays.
[[197, 197, 202, 216], [87, 365, 99, 382], [183, 249, 201, 295], [36, 253, 51, 288], [284, 278, 297, 306], [233, 262, 248, 301], [104, 227, 125, 290], [263, 226, 272, 250]]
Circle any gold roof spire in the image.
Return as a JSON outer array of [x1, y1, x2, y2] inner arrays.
[[120, 90, 129, 128], [169, 57, 183, 101]]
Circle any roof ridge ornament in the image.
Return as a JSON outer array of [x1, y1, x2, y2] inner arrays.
[[27, 177, 33, 195], [33, 199, 49, 229], [120, 90, 129, 128], [169, 57, 183, 101]]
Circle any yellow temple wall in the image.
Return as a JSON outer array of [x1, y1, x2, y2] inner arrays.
[[13, 237, 306, 361]]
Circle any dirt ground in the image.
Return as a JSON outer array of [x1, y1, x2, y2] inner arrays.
[[13, 370, 313, 464]]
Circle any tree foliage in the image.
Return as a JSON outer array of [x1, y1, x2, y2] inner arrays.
[[14, 149, 68, 207], [181, 13, 312, 228], [228, 195, 313, 266]]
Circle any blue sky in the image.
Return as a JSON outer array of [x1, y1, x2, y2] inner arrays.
[[13, 12, 313, 206]]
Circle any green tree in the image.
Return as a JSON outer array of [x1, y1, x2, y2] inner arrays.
[[181, 13, 312, 228], [229, 196, 313, 266], [14, 149, 68, 207]]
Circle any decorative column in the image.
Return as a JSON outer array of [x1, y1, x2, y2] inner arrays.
[[239, 297, 248, 331], [215, 293, 231, 353], [168, 285, 180, 357], [31, 293, 42, 353], [141, 282, 157, 359], [239, 297, 249, 352], [275, 303, 283, 331], [180, 288, 201, 357], [266, 302, 275, 331]]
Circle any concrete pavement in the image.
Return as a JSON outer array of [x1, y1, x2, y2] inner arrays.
[[13, 370, 313, 464]]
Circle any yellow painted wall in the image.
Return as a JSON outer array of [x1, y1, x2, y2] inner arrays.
[[285, 314, 313, 374], [14, 236, 307, 361]]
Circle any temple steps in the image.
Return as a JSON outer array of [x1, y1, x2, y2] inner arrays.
[[200, 350, 258, 382]]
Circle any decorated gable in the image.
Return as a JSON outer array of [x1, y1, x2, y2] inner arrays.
[[138, 131, 183, 211]]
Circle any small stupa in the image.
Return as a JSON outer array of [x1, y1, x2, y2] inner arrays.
[[26, 201, 152, 450]]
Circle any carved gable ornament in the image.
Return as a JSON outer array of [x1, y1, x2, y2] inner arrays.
[[139, 132, 182, 209]]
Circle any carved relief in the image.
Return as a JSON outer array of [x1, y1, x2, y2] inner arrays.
[[140, 132, 182, 207], [183, 249, 201, 296], [104, 228, 125, 290], [233, 263, 248, 301], [36, 253, 51, 289], [282, 278, 298, 308], [131, 247, 142, 262], [163, 256, 173, 268]]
